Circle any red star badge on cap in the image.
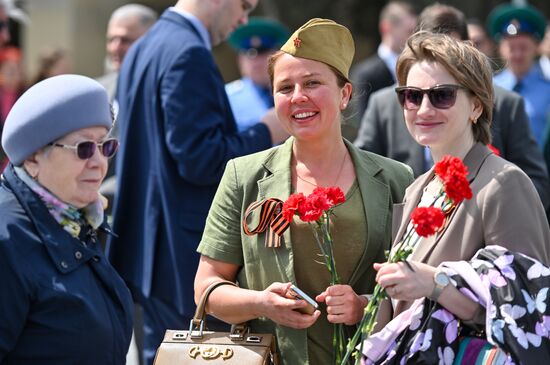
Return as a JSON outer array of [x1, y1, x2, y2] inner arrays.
[[293, 37, 302, 48]]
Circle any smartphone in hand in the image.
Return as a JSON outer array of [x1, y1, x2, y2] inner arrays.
[[287, 284, 319, 315]]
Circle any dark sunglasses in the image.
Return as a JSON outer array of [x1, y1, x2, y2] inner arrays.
[[49, 138, 119, 160], [395, 84, 467, 110]]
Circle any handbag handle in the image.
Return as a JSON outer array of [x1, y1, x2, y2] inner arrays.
[[189, 281, 279, 364], [190, 280, 244, 338]]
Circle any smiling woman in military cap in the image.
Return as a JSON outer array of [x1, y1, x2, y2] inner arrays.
[[490, 3, 550, 148], [225, 17, 290, 132], [195, 18, 413, 364]]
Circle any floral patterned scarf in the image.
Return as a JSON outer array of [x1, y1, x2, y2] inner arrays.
[[14, 166, 104, 239], [362, 245, 550, 364]]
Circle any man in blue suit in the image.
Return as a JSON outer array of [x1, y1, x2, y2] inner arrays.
[[107, 1, 287, 363]]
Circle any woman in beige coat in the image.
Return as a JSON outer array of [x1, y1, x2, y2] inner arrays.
[[369, 31, 550, 363]]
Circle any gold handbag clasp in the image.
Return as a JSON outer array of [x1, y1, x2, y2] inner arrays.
[[188, 345, 234, 360]]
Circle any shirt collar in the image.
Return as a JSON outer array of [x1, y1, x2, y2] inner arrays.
[[498, 64, 542, 87], [377, 43, 399, 82], [169, 7, 211, 50]]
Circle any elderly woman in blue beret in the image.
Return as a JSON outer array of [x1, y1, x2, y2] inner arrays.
[[0, 74, 132, 364]]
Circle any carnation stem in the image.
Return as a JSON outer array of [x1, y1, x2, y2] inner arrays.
[[312, 212, 345, 364], [341, 158, 471, 363], [341, 284, 384, 365]]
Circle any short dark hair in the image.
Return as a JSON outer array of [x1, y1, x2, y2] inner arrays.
[[380, 1, 416, 25], [416, 3, 468, 41]]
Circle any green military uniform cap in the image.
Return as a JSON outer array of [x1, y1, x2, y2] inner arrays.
[[487, 4, 547, 41], [229, 17, 290, 52], [280, 18, 355, 80]]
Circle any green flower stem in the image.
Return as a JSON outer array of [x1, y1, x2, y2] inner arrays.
[[340, 240, 416, 364], [312, 211, 344, 364], [340, 284, 385, 365], [334, 322, 345, 364]]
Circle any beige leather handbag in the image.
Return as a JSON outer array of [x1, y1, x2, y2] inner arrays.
[[153, 281, 278, 365]]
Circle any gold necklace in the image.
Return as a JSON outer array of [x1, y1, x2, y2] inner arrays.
[[295, 151, 348, 187]]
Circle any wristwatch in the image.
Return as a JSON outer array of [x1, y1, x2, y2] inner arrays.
[[429, 269, 450, 302]]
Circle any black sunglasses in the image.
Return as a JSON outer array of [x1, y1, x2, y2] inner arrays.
[[49, 138, 119, 160], [395, 84, 467, 110]]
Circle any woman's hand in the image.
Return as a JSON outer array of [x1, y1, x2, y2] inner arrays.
[[256, 282, 320, 329], [316, 284, 368, 325], [374, 261, 436, 301]]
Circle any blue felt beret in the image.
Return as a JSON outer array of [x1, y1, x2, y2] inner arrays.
[[1, 74, 112, 165]]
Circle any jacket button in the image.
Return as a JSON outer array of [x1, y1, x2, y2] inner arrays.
[[75, 251, 83, 260], [60, 261, 68, 269]]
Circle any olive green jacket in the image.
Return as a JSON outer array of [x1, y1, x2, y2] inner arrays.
[[198, 137, 413, 364]]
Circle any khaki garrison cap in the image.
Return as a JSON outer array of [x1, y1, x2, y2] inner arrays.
[[280, 18, 355, 79]]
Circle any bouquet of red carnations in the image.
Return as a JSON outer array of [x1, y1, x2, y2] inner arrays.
[[341, 155, 473, 365], [283, 186, 347, 364]]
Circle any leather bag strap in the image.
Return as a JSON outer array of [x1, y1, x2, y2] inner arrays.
[[189, 280, 238, 336], [194, 280, 236, 322]]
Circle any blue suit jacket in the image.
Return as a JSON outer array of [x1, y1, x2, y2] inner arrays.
[[107, 10, 272, 316]]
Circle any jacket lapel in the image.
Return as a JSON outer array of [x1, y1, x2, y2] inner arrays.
[[345, 141, 392, 286], [255, 138, 295, 281]]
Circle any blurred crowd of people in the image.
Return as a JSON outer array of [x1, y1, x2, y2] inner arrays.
[[2, 1, 550, 365]]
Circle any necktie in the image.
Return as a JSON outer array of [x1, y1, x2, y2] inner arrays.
[[513, 80, 523, 93]]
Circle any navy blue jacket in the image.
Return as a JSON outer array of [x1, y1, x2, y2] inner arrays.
[[0, 165, 133, 364], [107, 10, 272, 316]]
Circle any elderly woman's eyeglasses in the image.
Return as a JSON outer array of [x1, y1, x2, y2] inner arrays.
[[49, 138, 119, 160], [395, 84, 467, 110]]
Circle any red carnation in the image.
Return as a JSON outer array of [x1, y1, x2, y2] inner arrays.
[[434, 156, 468, 180], [309, 188, 332, 211], [410, 206, 445, 237], [325, 186, 346, 206], [282, 186, 346, 224], [442, 175, 473, 204], [282, 192, 306, 222], [300, 194, 328, 222], [434, 156, 472, 204]]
